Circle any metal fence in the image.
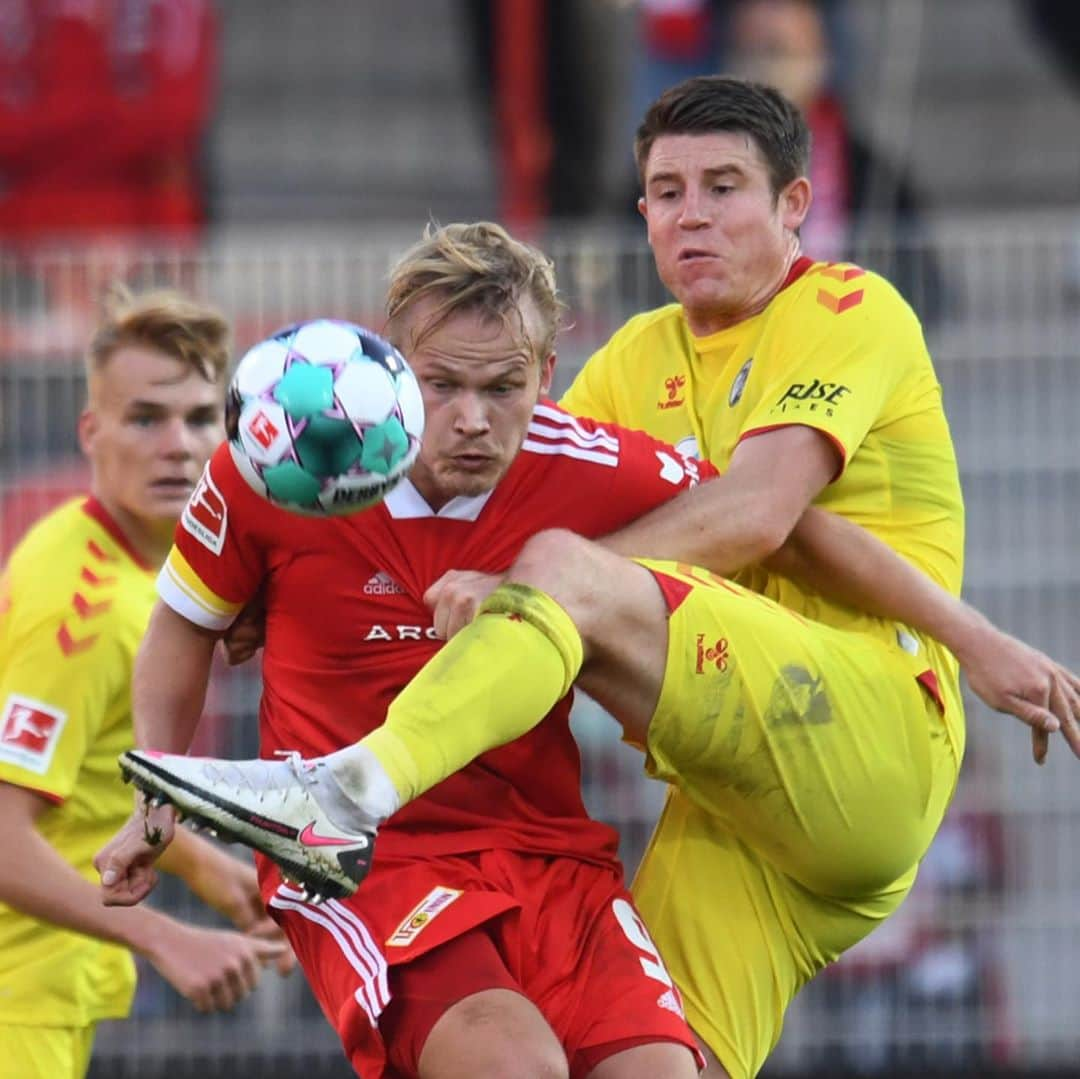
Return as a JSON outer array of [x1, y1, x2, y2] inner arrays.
[[2, 213, 1079, 1077]]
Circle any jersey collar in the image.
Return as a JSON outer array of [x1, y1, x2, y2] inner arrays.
[[782, 254, 815, 289], [688, 254, 817, 351], [81, 497, 155, 571], [382, 480, 494, 521]]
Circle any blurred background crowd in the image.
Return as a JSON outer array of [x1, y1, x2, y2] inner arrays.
[[1, 2, 1079, 1077]]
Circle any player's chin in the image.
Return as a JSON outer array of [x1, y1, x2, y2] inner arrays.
[[448, 477, 497, 499], [142, 491, 193, 521], [444, 462, 504, 496]]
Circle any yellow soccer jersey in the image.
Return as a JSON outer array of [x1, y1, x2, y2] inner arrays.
[[563, 259, 965, 755], [0, 497, 157, 1026]]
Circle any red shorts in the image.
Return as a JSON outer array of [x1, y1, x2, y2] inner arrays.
[[263, 848, 700, 1078]]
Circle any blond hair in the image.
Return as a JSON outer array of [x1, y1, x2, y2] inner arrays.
[[86, 284, 231, 387], [385, 221, 564, 362]]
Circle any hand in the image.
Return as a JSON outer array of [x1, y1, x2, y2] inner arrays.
[[223, 594, 265, 666], [184, 843, 296, 977], [424, 570, 503, 639], [143, 919, 290, 1013], [955, 622, 1080, 764], [95, 797, 177, 906]]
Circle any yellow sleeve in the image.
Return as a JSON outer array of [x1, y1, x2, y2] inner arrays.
[[0, 582, 124, 800], [740, 269, 929, 471]]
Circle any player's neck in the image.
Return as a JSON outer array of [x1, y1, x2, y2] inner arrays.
[[90, 491, 174, 568], [686, 236, 803, 337]]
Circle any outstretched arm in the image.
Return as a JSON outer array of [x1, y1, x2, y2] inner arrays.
[[95, 602, 218, 904], [1, 782, 286, 1010], [773, 507, 1080, 763], [598, 424, 1080, 764]]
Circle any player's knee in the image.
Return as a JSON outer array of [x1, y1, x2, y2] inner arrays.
[[512, 529, 591, 585], [510, 529, 608, 619], [418, 989, 569, 1079], [470, 1043, 569, 1079]]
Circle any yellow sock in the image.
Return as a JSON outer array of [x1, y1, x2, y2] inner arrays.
[[359, 583, 584, 804]]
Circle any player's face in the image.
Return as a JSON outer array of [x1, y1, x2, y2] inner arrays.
[[79, 345, 224, 542], [639, 132, 810, 335], [403, 301, 555, 510]]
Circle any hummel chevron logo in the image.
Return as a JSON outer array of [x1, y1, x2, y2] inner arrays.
[[298, 821, 366, 848], [81, 567, 117, 587], [57, 623, 98, 656], [72, 592, 113, 619]]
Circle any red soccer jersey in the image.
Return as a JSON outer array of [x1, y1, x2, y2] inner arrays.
[[160, 401, 715, 865]]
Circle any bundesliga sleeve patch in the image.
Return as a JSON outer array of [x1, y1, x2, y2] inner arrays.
[[0, 694, 67, 774], [182, 465, 228, 555]]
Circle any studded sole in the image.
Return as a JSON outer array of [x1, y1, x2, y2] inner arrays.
[[121, 764, 354, 902]]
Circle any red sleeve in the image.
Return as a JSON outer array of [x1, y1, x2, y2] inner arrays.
[[515, 403, 717, 541], [562, 408, 718, 530], [171, 443, 268, 610]]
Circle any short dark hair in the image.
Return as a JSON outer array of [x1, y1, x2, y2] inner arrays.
[[634, 75, 810, 199]]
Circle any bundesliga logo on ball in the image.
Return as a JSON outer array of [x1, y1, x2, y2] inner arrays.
[[225, 319, 425, 516]]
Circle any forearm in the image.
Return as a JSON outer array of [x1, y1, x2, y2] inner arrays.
[[158, 824, 241, 897], [602, 427, 837, 575], [157, 825, 262, 928], [601, 478, 784, 576], [776, 507, 988, 658], [133, 602, 218, 751], [157, 822, 218, 880], [0, 828, 171, 956]]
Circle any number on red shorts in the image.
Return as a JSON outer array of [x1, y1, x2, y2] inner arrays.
[[612, 898, 673, 988]]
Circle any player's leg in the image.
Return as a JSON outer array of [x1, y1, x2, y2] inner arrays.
[[509, 851, 701, 1079], [408, 985, 569, 1079], [633, 787, 916, 1079], [627, 559, 961, 1076], [636, 559, 960, 897], [270, 882, 569, 1079], [695, 1039, 732, 1079], [117, 528, 666, 895], [583, 1040, 710, 1079], [357, 527, 670, 800]]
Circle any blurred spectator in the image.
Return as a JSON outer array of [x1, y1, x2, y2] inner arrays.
[[461, 0, 610, 222], [1023, 0, 1080, 95], [729, 0, 944, 320], [1021, 1, 1080, 301], [624, 0, 942, 321], [628, 0, 851, 206], [0, 0, 218, 245], [727, 0, 932, 267]]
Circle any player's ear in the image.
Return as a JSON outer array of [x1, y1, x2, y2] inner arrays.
[[77, 409, 98, 456], [780, 176, 811, 232], [539, 352, 556, 394]]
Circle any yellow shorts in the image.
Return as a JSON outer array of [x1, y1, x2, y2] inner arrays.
[[630, 561, 962, 1079], [0, 1023, 96, 1079]]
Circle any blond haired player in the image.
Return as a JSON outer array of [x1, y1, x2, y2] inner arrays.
[[0, 288, 290, 1078], [103, 83, 1080, 1074]]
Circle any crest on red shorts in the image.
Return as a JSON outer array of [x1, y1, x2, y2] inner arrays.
[[387, 886, 462, 947]]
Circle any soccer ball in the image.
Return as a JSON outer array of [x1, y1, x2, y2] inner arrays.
[[225, 319, 424, 516]]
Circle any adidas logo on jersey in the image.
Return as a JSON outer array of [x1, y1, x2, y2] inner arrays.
[[363, 571, 404, 596], [657, 989, 685, 1018]]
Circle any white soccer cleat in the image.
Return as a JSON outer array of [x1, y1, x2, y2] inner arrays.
[[119, 749, 378, 901]]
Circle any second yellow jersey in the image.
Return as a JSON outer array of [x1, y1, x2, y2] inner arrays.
[[562, 259, 965, 756], [0, 497, 157, 1026]]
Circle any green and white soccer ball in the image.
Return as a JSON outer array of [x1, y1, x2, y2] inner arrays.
[[225, 319, 424, 516]]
